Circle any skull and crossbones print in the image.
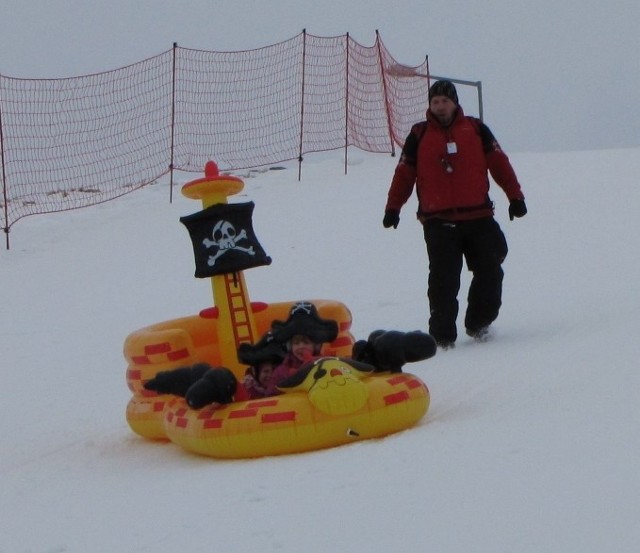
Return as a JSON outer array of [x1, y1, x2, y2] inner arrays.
[[290, 301, 314, 315], [202, 220, 255, 266]]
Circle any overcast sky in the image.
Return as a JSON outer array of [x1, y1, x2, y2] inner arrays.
[[1, 0, 637, 153]]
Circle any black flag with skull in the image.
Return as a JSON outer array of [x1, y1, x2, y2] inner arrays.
[[180, 201, 272, 278]]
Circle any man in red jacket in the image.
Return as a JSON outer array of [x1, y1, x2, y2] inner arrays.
[[383, 80, 527, 349]]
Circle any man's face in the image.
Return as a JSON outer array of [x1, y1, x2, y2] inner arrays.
[[430, 96, 457, 127]]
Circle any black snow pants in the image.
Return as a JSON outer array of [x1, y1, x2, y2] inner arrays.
[[423, 217, 508, 343]]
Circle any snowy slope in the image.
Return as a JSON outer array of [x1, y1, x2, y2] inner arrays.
[[1, 148, 639, 553]]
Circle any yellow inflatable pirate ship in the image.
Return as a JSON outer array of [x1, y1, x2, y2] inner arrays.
[[124, 162, 430, 458]]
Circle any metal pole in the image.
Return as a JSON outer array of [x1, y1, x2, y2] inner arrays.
[[426, 55, 431, 89]]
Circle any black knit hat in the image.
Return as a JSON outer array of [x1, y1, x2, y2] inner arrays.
[[271, 301, 339, 344], [237, 330, 286, 366], [428, 80, 459, 105]]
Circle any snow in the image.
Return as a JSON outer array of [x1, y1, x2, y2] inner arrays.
[[2, 148, 639, 552]]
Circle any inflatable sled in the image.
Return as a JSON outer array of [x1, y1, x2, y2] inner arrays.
[[125, 299, 356, 441], [124, 162, 430, 458], [157, 358, 428, 459]]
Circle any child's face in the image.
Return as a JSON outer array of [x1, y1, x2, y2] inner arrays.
[[290, 334, 316, 362], [257, 362, 274, 385]]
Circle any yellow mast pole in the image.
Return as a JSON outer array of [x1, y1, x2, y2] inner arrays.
[[181, 161, 258, 369]]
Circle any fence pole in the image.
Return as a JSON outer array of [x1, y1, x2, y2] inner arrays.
[[0, 80, 9, 250], [344, 33, 350, 175], [375, 30, 396, 156], [297, 30, 307, 181], [169, 42, 178, 203]]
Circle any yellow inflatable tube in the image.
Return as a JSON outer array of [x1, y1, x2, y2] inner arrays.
[[161, 359, 429, 459], [125, 299, 355, 440]]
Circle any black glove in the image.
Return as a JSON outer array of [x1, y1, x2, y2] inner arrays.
[[508, 199, 527, 221], [383, 209, 400, 229]]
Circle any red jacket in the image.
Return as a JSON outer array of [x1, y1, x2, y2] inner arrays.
[[386, 107, 524, 221]]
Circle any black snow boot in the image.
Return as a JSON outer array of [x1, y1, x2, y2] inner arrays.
[[185, 367, 238, 409], [143, 363, 212, 397], [352, 330, 437, 373]]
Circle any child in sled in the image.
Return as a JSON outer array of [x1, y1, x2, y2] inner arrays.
[[264, 301, 339, 396]]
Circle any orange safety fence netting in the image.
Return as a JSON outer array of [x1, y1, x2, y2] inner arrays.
[[0, 31, 434, 235]]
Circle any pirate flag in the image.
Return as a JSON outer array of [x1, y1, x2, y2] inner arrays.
[[180, 201, 271, 278]]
